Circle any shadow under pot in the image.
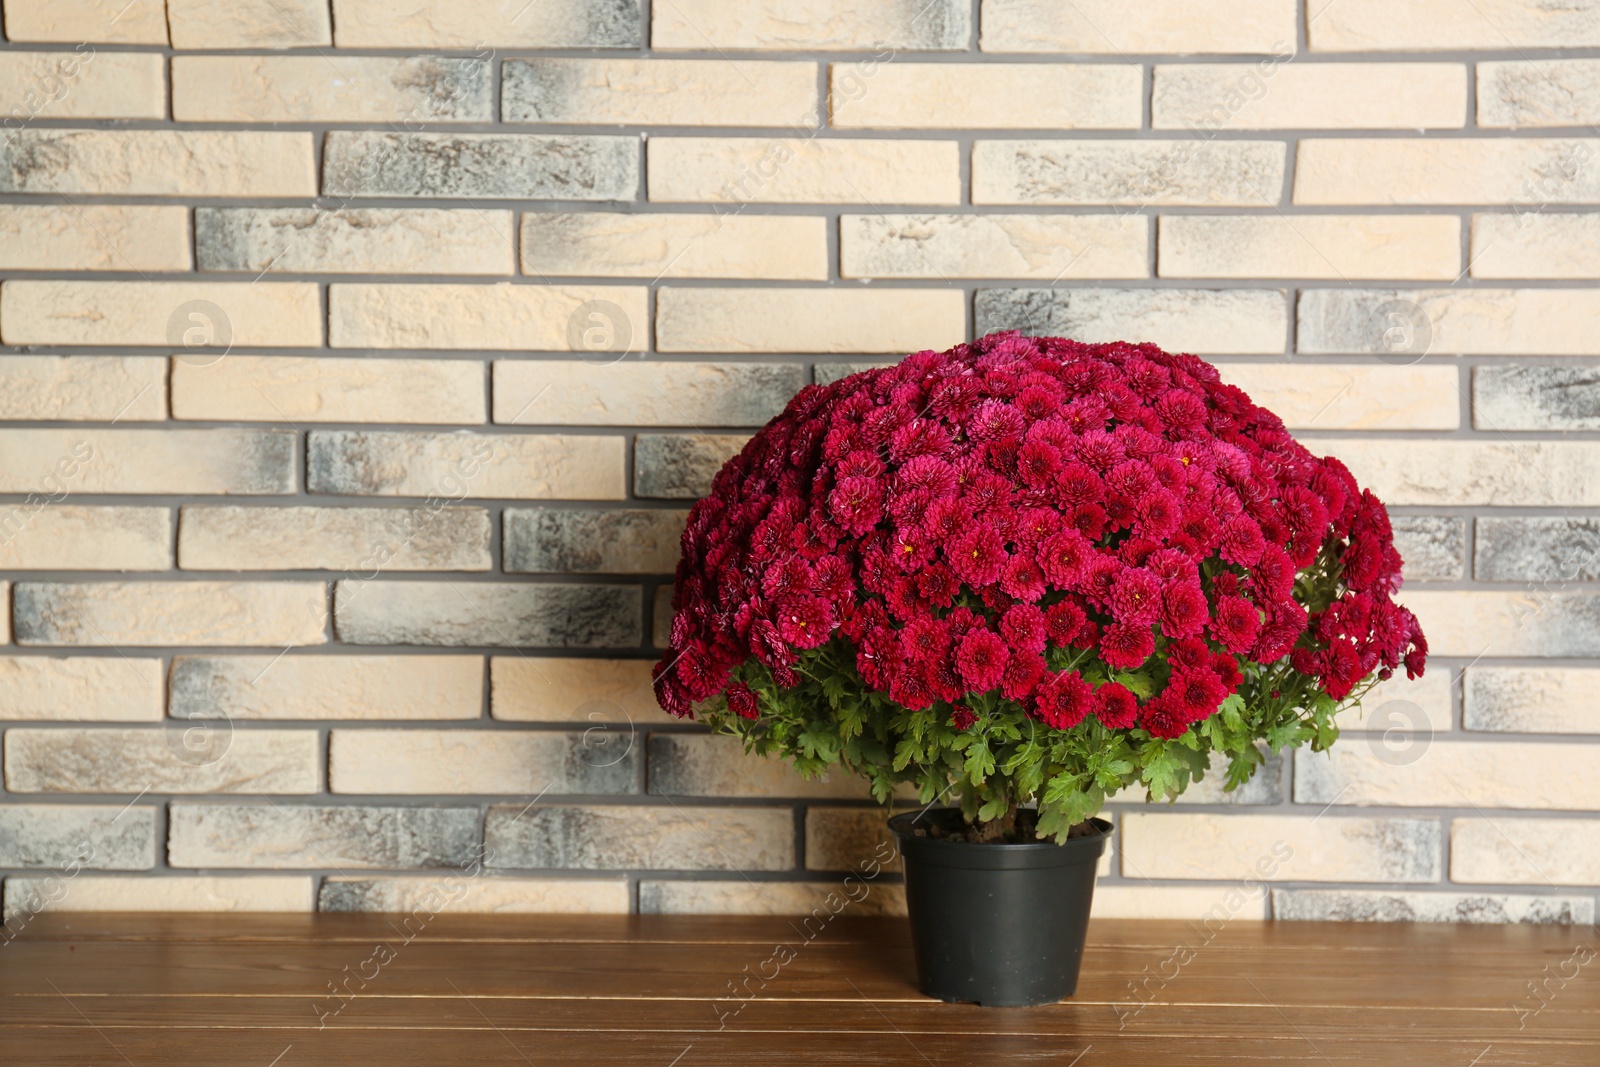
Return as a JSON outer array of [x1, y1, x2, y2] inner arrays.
[[888, 809, 1112, 1007]]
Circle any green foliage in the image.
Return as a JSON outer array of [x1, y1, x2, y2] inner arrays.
[[698, 541, 1382, 844]]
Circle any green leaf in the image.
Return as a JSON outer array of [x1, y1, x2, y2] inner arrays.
[[1112, 670, 1156, 699]]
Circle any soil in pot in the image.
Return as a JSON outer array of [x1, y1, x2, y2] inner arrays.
[[889, 808, 1111, 1008]]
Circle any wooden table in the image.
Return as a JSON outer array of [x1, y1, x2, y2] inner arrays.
[[2, 912, 1595, 1064]]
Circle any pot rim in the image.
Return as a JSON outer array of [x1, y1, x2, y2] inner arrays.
[[887, 808, 1112, 860]]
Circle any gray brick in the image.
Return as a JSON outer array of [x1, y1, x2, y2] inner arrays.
[[505, 508, 686, 574], [0, 804, 156, 870], [317, 876, 628, 913], [308, 430, 625, 501], [168, 804, 480, 869], [814, 361, 892, 386], [4, 728, 319, 794], [975, 287, 1286, 355], [1273, 889, 1593, 925], [333, 580, 641, 649], [1392, 516, 1466, 582], [322, 132, 637, 200], [634, 434, 749, 499], [650, 734, 875, 799], [653, 585, 673, 650], [195, 207, 512, 275], [485, 803, 793, 870], [1475, 517, 1600, 582], [1474, 364, 1600, 431], [972, 139, 1285, 206]]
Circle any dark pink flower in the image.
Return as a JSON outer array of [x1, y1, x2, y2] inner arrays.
[[955, 627, 1009, 692]]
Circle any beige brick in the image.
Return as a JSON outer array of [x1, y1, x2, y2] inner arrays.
[[842, 214, 1148, 280], [1479, 60, 1600, 128], [0, 130, 314, 196], [656, 288, 964, 353], [3, 728, 320, 794], [1308, 0, 1600, 51], [488, 804, 794, 870], [1094, 884, 1269, 921], [0, 506, 170, 571], [1337, 669, 1454, 734], [1465, 667, 1600, 734], [493, 360, 803, 427], [832, 63, 1140, 129], [650, 735, 873, 799], [330, 729, 635, 795], [173, 56, 489, 123], [197, 208, 513, 276], [13, 581, 327, 647], [1452, 819, 1600, 886], [0, 429, 294, 496], [0, 357, 165, 422], [505, 58, 816, 126], [521, 213, 827, 281], [1, 281, 320, 348], [1398, 590, 1600, 658], [1470, 213, 1600, 280], [1300, 288, 1600, 356], [168, 0, 331, 47], [1154, 63, 1465, 130], [647, 138, 960, 205], [981, 0, 1295, 53], [1298, 741, 1600, 809], [0, 205, 188, 271], [178, 506, 492, 572], [0, 657, 164, 722], [1160, 216, 1460, 281], [171, 357, 486, 425], [329, 284, 646, 352], [1120, 813, 1441, 883], [1318, 439, 1600, 507], [170, 655, 483, 721], [0, 51, 164, 118], [333, 0, 641, 48], [977, 288, 1286, 356], [653, 0, 968, 50], [322, 876, 630, 914], [640, 881, 905, 916], [1295, 139, 1600, 206], [308, 431, 626, 500], [3, 0, 167, 43], [806, 807, 901, 872], [973, 140, 1286, 207], [1215, 363, 1459, 430], [491, 657, 663, 723], [3, 876, 313, 921]]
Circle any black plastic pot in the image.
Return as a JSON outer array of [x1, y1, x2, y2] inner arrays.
[[888, 808, 1111, 1007]]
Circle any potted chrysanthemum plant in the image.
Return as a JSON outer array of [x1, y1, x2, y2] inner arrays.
[[654, 332, 1427, 1007]]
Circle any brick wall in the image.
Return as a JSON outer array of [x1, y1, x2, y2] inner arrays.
[[0, 0, 1596, 928]]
